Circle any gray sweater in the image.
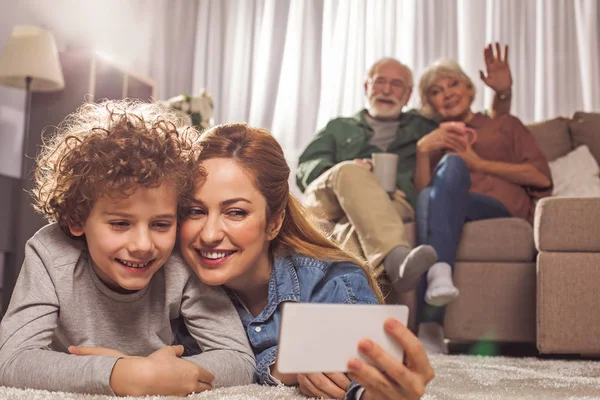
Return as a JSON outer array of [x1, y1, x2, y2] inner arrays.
[[0, 224, 255, 395]]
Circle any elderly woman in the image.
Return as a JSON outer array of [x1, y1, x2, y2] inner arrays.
[[413, 59, 553, 353]]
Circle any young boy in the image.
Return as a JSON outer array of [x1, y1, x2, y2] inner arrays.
[[0, 101, 255, 396]]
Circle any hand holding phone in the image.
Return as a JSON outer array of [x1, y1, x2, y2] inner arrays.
[[347, 318, 435, 400], [276, 303, 409, 373], [277, 303, 433, 399]]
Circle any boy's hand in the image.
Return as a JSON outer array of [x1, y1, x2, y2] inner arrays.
[[146, 345, 214, 394], [297, 372, 351, 399], [80, 345, 214, 397], [68, 344, 186, 358]]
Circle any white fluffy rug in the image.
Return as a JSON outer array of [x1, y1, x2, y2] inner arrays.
[[424, 354, 600, 399], [1, 355, 599, 399]]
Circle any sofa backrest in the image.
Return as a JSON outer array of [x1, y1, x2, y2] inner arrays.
[[526, 117, 572, 162], [526, 112, 600, 164]]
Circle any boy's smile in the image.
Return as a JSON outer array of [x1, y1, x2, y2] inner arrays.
[[68, 183, 178, 293]]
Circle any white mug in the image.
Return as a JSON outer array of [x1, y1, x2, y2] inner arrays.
[[372, 153, 399, 193]]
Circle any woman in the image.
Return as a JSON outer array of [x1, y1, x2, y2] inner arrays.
[[413, 59, 553, 354], [179, 124, 434, 400]]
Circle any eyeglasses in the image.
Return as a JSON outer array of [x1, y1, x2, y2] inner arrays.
[[368, 77, 408, 91]]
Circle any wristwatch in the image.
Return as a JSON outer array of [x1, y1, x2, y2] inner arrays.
[[498, 90, 512, 100]]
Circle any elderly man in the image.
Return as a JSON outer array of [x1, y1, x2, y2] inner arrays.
[[296, 45, 512, 297]]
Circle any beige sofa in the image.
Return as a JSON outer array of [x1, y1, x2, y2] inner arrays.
[[391, 111, 600, 355]]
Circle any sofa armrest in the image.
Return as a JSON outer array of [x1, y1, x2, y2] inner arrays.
[[534, 197, 600, 252]]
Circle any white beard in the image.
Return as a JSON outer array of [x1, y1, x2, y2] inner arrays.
[[368, 99, 403, 119]]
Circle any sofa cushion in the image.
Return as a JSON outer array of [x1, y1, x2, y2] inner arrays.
[[526, 117, 573, 162], [405, 218, 535, 262], [537, 252, 600, 354], [534, 197, 600, 252], [456, 218, 535, 262], [445, 261, 536, 343], [569, 111, 600, 166]]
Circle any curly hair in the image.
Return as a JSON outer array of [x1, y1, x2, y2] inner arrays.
[[33, 99, 201, 236]]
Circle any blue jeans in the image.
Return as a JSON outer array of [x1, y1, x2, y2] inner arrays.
[[416, 154, 511, 324]]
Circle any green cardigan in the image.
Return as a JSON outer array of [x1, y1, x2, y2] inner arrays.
[[296, 109, 438, 207]]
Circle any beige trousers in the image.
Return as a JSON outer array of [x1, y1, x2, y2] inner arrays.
[[303, 161, 414, 275]]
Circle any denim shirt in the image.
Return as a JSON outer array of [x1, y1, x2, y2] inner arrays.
[[227, 252, 379, 398]]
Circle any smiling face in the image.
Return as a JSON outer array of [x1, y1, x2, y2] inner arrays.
[[69, 184, 178, 293], [427, 76, 474, 121], [365, 61, 412, 120], [179, 158, 282, 290]]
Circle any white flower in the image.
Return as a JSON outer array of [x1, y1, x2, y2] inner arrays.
[[160, 90, 214, 130]]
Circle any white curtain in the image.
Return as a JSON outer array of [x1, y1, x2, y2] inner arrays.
[[1, 0, 598, 183], [148, 0, 200, 99], [159, 0, 600, 194], [314, 0, 600, 126]]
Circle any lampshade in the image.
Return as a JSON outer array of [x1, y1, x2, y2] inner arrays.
[[0, 25, 65, 92]]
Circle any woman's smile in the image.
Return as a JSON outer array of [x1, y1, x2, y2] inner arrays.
[[196, 249, 237, 266]]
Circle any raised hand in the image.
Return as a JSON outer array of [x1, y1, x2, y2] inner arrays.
[[347, 318, 434, 400], [479, 43, 512, 94]]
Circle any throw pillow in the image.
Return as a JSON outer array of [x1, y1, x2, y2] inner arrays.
[[548, 145, 600, 197], [526, 117, 572, 162], [569, 111, 600, 163]]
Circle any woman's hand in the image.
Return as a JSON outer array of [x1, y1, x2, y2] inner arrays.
[[297, 372, 352, 399], [417, 128, 466, 155], [479, 43, 512, 95], [456, 145, 485, 172], [347, 318, 434, 400]]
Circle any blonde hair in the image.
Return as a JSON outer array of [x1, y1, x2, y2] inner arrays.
[[366, 57, 414, 89], [192, 123, 385, 302], [419, 59, 475, 118]]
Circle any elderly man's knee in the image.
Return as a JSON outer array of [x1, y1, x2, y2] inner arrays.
[[329, 161, 374, 187]]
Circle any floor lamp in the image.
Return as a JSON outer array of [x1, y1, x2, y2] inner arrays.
[[0, 26, 64, 312]]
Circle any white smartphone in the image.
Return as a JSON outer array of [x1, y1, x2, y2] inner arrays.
[[276, 302, 409, 374]]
